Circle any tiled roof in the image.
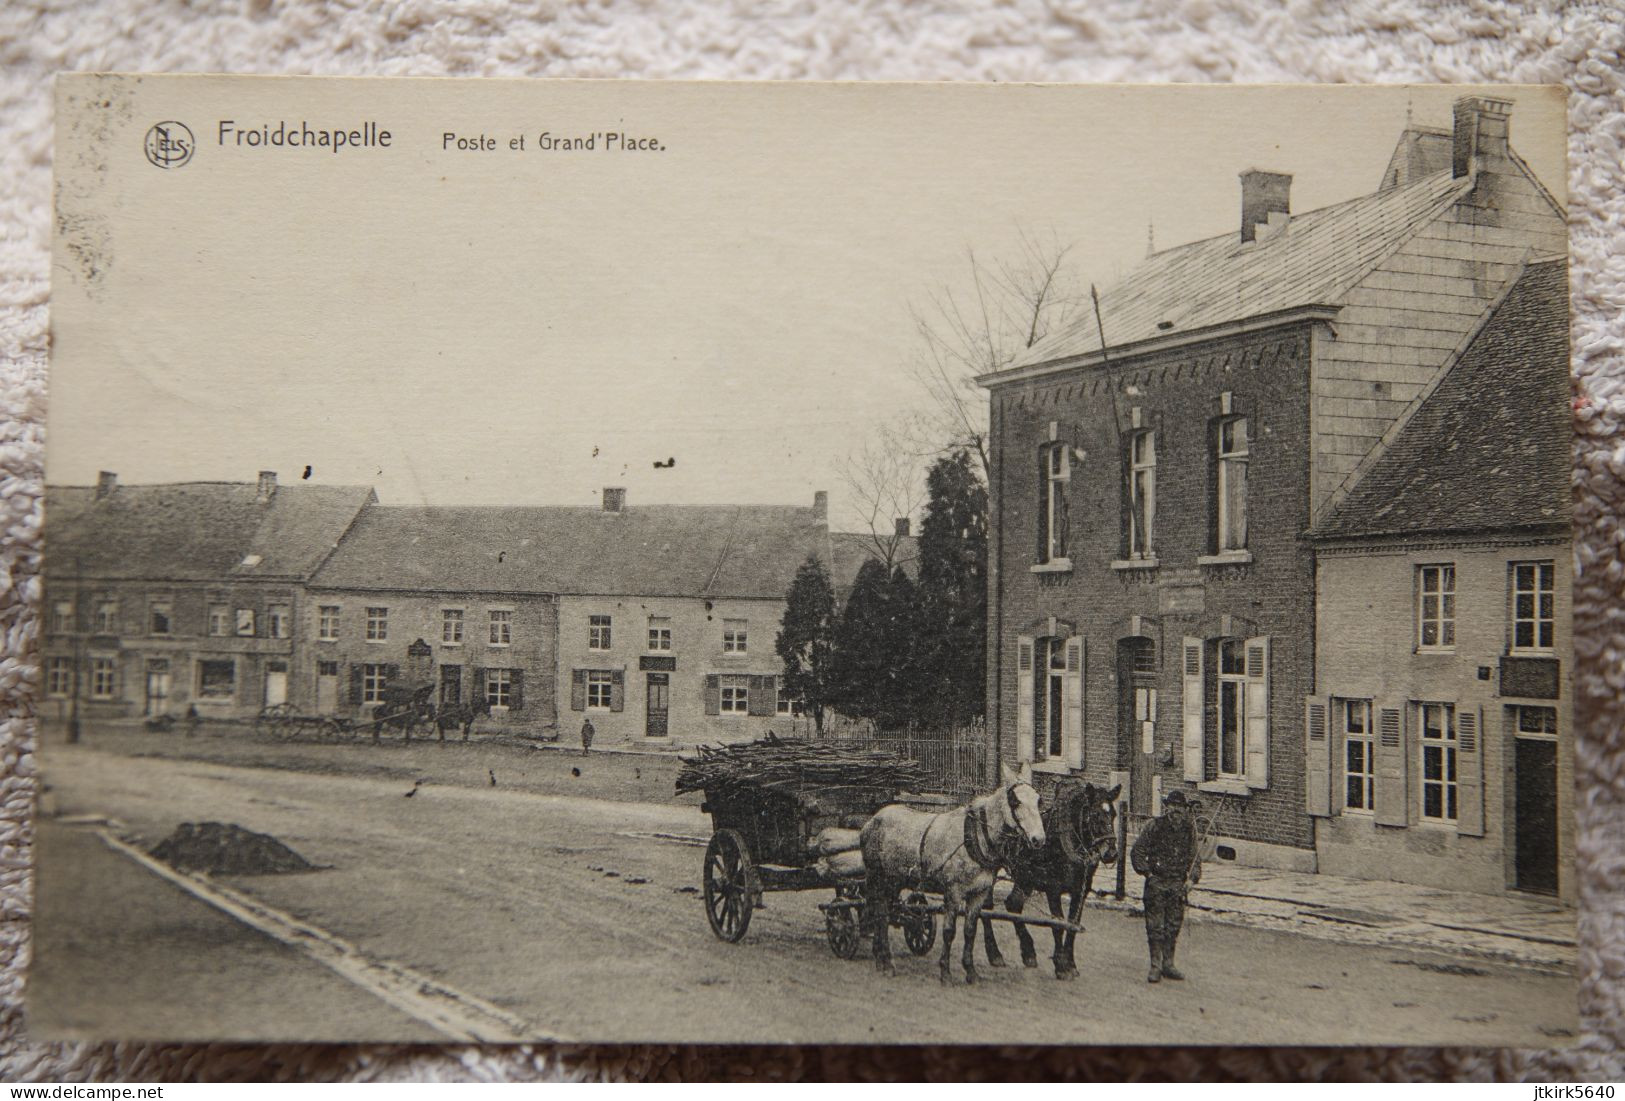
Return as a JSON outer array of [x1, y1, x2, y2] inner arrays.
[[311, 504, 827, 600], [1007, 170, 1471, 372], [1311, 259, 1571, 540], [44, 482, 376, 581]]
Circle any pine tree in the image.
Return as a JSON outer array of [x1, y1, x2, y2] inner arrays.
[[829, 557, 891, 723], [776, 555, 837, 733], [913, 449, 988, 728]]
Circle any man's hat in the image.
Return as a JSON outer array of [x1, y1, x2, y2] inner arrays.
[[1163, 790, 1189, 807]]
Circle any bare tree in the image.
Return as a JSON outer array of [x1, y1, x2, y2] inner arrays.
[[838, 416, 926, 571]]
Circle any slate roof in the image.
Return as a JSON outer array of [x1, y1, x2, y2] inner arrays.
[[1003, 169, 1471, 374], [44, 482, 377, 582], [310, 504, 828, 600], [1311, 259, 1571, 541]]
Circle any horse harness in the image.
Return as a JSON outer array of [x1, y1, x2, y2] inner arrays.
[[917, 785, 1025, 887]]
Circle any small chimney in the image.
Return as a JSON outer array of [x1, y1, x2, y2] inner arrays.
[[256, 470, 277, 503], [894, 517, 911, 539], [812, 490, 828, 523], [1452, 95, 1513, 179], [602, 487, 626, 513], [95, 471, 117, 499], [1239, 169, 1292, 243]]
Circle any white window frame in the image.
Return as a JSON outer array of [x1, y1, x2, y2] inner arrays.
[[1418, 701, 1458, 824], [1216, 639, 1248, 780], [588, 615, 612, 652], [51, 601, 73, 635], [1510, 561, 1556, 653], [585, 669, 614, 710], [488, 609, 513, 647], [208, 604, 230, 637], [267, 605, 291, 640], [1031, 637, 1067, 761], [1039, 442, 1069, 565], [1128, 430, 1156, 559], [362, 663, 389, 705], [89, 657, 117, 700], [1515, 705, 1558, 740], [776, 686, 802, 716], [318, 605, 341, 641], [93, 601, 118, 634], [723, 619, 748, 655], [719, 673, 750, 715], [647, 616, 672, 652], [1416, 565, 1456, 651], [441, 608, 464, 645], [365, 606, 389, 643], [47, 656, 72, 697], [485, 668, 513, 708], [1217, 417, 1249, 552], [1340, 698, 1375, 813]]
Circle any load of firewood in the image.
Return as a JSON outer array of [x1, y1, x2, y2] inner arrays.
[[674, 733, 930, 799]]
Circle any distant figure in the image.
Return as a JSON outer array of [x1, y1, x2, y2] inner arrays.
[[183, 704, 201, 738], [580, 717, 595, 756], [1130, 789, 1202, 984]]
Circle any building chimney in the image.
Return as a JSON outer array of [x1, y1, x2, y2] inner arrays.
[[95, 471, 116, 499], [1452, 95, 1513, 179], [1239, 169, 1292, 243], [812, 490, 828, 523], [256, 470, 277, 503], [895, 517, 911, 539], [602, 487, 626, 513]]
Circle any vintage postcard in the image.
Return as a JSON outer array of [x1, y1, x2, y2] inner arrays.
[[36, 76, 1576, 1045]]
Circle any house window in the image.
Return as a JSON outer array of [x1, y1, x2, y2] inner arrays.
[[776, 686, 802, 716], [1419, 702, 1458, 823], [589, 615, 612, 651], [47, 657, 72, 697], [1128, 430, 1156, 558], [441, 608, 464, 645], [365, 606, 389, 642], [1340, 698, 1374, 812], [648, 617, 672, 651], [1037, 441, 1069, 564], [485, 668, 513, 708], [723, 620, 748, 654], [208, 605, 230, 637], [267, 605, 290, 640], [1216, 639, 1248, 779], [1033, 637, 1066, 760], [318, 606, 341, 641], [93, 601, 117, 634], [361, 663, 389, 704], [719, 674, 750, 715], [235, 608, 256, 637], [1511, 561, 1555, 652], [1417, 565, 1456, 650], [1217, 417, 1249, 552], [489, 610, 512, 646], [317, 659, 340, 677], [1516, 705, 1558, 738], [585, 670, 614, 709], [198, 659, 235, 699], [51, 601, 73, 634], [90, 657, 117, 699], [149, 601, 172, 636]]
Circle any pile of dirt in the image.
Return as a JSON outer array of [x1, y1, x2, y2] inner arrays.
[[149, 821, 317, 876]]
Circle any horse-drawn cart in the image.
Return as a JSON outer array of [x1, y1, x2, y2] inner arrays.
[[678, 735, 939, 959]]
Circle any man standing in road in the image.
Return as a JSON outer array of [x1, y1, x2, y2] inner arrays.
[[580, 716, 595, 756], [1130, 789, 1202, 984]]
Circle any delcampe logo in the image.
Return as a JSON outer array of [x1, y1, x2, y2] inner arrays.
[[143, 121, 194, 169]]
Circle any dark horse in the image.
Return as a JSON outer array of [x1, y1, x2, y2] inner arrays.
[[980, 780, 1120, 980], [433, 695, 492, 741], [373, 684, 437, 743]]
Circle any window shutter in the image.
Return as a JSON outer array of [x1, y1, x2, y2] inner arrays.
[[570, 669, 586, 711], [1016, 637, 1035, 764], [1063, 637, 1085, 770], [348, 664, 363, 705], [1243, 636, 1270, 789], [1304, 698, 1331, 817], [1181, 637, 1204, 782], [1374, 705, 1408, 827], [704, 674, 720, 716], [510, 669, 524, 712], [748, 674, 774, 717], [385, 663, 401, 688], [474, 667, 487, 707], [1455, 704, 1484, 837], [610, 670, 625, 713]]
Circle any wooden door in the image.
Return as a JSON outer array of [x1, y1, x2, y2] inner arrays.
[[646, 673, 669, 737], [144, 660, 171, 717], [1514, 708, 1559, 895]]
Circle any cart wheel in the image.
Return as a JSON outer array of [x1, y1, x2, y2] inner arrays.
[[825, 904, 861, 959], [703, 828, 757, 943], [901, 892, 936, 956]]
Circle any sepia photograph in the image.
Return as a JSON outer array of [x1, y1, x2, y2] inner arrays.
[[34, 75, 1577, 1047]]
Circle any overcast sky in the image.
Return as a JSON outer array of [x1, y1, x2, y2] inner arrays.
[[50, 79, 1566, 532]]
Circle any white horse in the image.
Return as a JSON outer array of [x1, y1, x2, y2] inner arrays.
[[860, 762, 1046, 984]]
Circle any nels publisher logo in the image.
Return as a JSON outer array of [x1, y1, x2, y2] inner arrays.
[[143, 121, 194, 169]]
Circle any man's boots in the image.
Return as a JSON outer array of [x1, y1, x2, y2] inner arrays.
[[1161, 939, 1186, 981], [1146, 940, 1162, 984]]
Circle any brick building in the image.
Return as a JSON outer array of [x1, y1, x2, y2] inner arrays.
[[41, 472, 375, 722], [1308, 259, 1573, 900], [977, 97, 1564, 871]]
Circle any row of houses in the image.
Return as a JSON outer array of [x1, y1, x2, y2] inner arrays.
[[979, 96, 1573, 901], [41, 480, 902, 747]]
